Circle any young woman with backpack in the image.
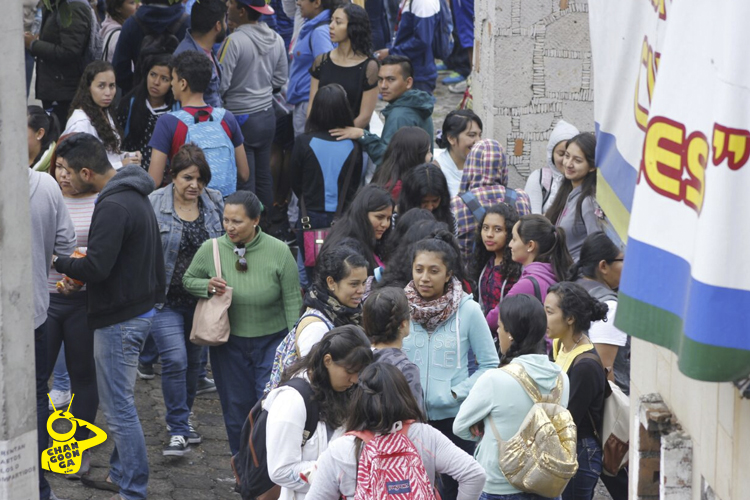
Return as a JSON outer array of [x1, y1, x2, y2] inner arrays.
[[397, 163, 456, 231], [266, 244, 369, 393], [485, 214, 572, 335], [265, 326, 373, 500], [545, 282, 609, 500], [117, 54, 176, 172], [402, 230, 499, 500], [453, 294, 571, 500], [305, 363, 487, 500], [545, 133, 599, 261]]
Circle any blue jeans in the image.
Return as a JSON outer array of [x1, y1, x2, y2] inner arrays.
[[481, 492, 560, 500], [51, 346, 70, 392], [562, 437, 602, 500], [94, 317, 153, 500], [150, 306, 202, 436], [210, 330, 287, 455], [138, 333, 159, 366]]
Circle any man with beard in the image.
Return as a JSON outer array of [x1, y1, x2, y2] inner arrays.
[[53, 133, 165, 500], [173, 0, 228, 108]]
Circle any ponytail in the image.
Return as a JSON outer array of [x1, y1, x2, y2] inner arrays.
[[27, 105, 62, 165], [516, 215, 573, 282], [569, 232, 621, 281]]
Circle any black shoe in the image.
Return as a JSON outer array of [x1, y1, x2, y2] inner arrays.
[[136, 363, 155, 380], [163, 435, 189, 456], [195, 377, 216, 395], [166, 422, 202, 444], [81, 474, 120, 492]]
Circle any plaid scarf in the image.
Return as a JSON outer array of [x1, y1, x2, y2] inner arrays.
[[404, 277, 463, 331], [303, 285, 362, 327]]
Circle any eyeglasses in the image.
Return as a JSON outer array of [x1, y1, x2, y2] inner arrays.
[[610, 258, 624, 263], [234, 245, 247, 272]]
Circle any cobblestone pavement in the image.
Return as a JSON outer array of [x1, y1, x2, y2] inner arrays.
[[46, 76, 611, 500]]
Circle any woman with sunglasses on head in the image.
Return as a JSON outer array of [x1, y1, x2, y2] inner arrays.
[[148, 143, 225, 456], [183, 190, 302, 456]]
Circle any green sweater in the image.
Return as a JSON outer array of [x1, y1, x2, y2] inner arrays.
[[183, 231, 302, 338]]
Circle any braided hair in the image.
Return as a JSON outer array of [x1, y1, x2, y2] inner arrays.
[[362, 287, 410, 345]]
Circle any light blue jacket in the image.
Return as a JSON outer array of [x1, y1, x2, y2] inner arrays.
[[286, 10, 334, 105], [149, 185, 225, 306], [402, 293, 499, 421]]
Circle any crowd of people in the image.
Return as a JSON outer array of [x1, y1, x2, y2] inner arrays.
[[23, 1, 629, 500]]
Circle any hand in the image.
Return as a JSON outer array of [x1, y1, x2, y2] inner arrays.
[[57, 277, 82, 296], [24, 32, 38, 50], [121, 152, 142, 166], [374, 48, 389, 61], [470, 421, 485, 438], [208, 277, 228, 296], [329, 127, 364, 141]]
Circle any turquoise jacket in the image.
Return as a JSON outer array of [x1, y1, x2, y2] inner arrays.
[[402, 293, 499, 421]]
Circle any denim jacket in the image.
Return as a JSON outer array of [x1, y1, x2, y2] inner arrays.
[[149, 185, 225, 306]]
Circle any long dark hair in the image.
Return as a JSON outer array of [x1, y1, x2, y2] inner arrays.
[[338, 3, 372, 56], [515, 215, 572, 282], [499, 294, 548, 366], [383, 208, 435, 262], [319, 184, 394, 272], [436, 109, 483, 151], [470, 203, 522, 285], [568, 232, 621, 281], [372, 127, 432, 192], [70, 61, 122, 154], [397, 164, 455, 230], [411, 229, 470, 293], [545, 133, 597, 224], [284, 325, 373, 427], [118, 54, 174, 149], [345, 363, 424, 434], [306, 83, 354, 133], [28, 106, 61, 164], [547, 282, 609, 335], [376, 219, 447, 289]]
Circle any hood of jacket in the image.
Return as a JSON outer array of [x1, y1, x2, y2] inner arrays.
[[521, 262, 558, 288], [135, 3, 186, 33], [235, 23, 279, 56], [100, 14, 121, 38], [298, 10, 332, 40], [459, 139, 508, 192], [99, 165, 156, 201], [575, 277, 618, 302], [546, 119, 579, 175], [383, 89, 434, 120], [510, 354, 565, 393]]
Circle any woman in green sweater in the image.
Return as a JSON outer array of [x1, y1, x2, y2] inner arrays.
[[183, 190, 302, 455]]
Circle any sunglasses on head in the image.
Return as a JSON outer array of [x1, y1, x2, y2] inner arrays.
[[233, 245, 247, 272]]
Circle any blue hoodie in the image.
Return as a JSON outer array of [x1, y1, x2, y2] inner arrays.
[[453, 355, 570, 495], [174, 30, 223, 108], [390, 0, 439, 90], [286, 10, 334, 105], [113, 3, 190, 92], [402, 293, 499, 421]]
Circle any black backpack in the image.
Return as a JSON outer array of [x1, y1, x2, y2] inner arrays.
[[231, 378, 320, 500], [133, 13, 187, 82]]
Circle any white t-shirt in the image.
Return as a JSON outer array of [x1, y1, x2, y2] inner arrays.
[[435, 148, 462, 198], [588, 300, 627, 347], [296, 321, 331, 357], [64, 109, 125, 169]]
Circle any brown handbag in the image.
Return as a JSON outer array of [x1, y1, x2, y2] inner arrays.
[[190, 238, 233, 346]]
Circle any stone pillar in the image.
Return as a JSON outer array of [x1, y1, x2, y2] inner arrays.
[[473, 0, 594, 181], [0, 2, 41, 499]]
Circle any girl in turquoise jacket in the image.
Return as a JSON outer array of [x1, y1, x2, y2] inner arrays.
[[402, 229, 499, 500]]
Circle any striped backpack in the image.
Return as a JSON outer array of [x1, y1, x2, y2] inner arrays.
[[348, 421, 437, 500]]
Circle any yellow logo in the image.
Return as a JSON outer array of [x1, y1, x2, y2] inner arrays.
[[41, 394, 107, 475]]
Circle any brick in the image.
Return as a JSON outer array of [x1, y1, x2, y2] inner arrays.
[[638, 456, 661, 497], [639, 423, 662, 452]]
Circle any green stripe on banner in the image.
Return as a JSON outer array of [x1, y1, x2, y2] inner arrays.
[[616, 293, 750, 381]]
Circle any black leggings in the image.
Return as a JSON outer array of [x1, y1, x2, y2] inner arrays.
[[46, 292, 98, 441], [429, 417, 476, 500]]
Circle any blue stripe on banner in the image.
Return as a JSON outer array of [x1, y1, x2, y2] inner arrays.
[[594, 123, 638, 212], [620, 237, 750, 351]]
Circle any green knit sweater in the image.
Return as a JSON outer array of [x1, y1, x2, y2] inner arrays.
[[183, 231, 302, 338]]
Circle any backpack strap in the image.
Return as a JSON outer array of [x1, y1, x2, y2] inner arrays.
[[459, 191, 485, 224], [210, 107, 226, 123], [171, 109, 194, 127], [124, 96, 135, 138], [102, 27, 121, 61], [540, 168, 553, 207], [500, 364, 543, 403], [282, 378, 320, 446], [347, 430, 376, 443], [526, 276, 542, 302]]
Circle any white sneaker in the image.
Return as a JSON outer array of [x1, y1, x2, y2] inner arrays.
[[48, 389, 72, 411]]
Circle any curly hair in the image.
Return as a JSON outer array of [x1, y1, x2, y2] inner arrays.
[[548, 282, 609, 334], [362, 287, 410, 345], [470, 203, 522, 286], [397, 163, 456, 230], [338, 3, 372, 57], [70, 61, 122, 154]]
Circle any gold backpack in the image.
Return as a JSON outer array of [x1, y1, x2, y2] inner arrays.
[[487, 364, 579, 498]]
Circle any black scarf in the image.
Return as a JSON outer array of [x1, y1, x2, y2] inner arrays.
[[303, 285, 362, 327]]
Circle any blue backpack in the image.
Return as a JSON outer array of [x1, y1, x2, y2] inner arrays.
[[432, 0, 454, 61], [171, 108, 237, 197]]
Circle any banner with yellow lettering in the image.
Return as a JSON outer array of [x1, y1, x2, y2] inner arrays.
[[590, 0, 750, 381]]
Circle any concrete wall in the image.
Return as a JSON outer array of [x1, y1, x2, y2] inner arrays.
[[472, 0, 594, 178], [630, 339, 750, 500]]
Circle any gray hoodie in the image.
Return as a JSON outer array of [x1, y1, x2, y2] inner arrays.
[[219, 23, 289, 115], [555, 184, 599, 262], [29, 169, 76, 329], [372, 348, 425, 412]]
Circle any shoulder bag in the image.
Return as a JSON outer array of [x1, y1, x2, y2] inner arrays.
[[190, 238, 233, 346]]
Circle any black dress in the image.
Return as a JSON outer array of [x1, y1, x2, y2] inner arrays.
[[310, 53, 379, 118]]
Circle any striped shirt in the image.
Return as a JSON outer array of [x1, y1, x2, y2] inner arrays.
[[48, 194, 98, 293]]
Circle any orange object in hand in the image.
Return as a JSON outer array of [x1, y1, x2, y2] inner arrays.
[[57, 248, 87, 287]]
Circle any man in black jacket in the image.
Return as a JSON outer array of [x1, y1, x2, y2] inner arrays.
[[54, 134, 165, 500]]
